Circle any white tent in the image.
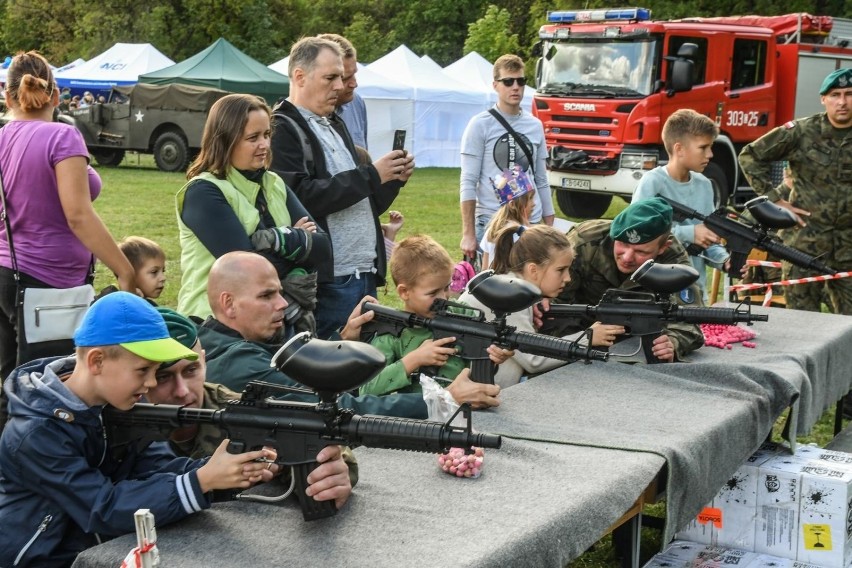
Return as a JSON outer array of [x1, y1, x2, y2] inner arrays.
[[55, 43, 174, 92], [268, 56, 289, 76], [443, 51, 535, 112], [351, 64, 415, 156], [369, 45, 488, 167]]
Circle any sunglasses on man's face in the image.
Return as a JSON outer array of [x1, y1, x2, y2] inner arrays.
[[497, 77, 526, 87]]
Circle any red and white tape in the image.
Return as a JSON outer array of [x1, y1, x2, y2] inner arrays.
[[727, 271, 852, 306]]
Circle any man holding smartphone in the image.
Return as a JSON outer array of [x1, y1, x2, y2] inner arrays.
[[459, 54, 555, 259], [271, 37, 415, 339]]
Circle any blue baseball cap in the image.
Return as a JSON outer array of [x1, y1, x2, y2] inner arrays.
[[74, 292, 198, 363]]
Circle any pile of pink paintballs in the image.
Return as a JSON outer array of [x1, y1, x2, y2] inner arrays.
[[700, 323, 757, 349]]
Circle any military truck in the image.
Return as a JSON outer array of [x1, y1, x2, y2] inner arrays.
[[59, 83, 229, 172]]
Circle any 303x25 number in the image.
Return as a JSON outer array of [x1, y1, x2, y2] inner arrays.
[[726, 110, 759, 127]]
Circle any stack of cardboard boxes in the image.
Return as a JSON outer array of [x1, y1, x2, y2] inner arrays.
[[645, 539, 827, 568], [675, 443, 852, 568]]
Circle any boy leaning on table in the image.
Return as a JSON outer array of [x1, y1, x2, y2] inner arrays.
[[0, 292, 277, 567]]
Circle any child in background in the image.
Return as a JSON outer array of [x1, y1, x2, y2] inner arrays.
[[460, 224, 610, 387], [0, 292, 275, 567], [480, 166, 535, 269], [632, 109, 729, 300], [359, 235, 506, 408], [381, 210, 405, 260], [120, 236, 167, 301], [98, 236, 167, 303]]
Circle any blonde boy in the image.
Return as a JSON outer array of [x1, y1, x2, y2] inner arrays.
[[632, 109, 729, 298], [360, 236, 503, 408], [119, 236, 167, 300]]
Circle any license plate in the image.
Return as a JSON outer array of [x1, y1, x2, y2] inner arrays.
[[562, 177, 591, 190]]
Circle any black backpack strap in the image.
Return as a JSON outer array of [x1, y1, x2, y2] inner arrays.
[[273, 111, 314, 175], [488, 108, 535, 175]]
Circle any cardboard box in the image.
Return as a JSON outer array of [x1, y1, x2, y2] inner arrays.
[[755, 456, 808, 559], [795, 446, 852, 471], [676, 448, 781, 548], [795, 463, 852, 568]]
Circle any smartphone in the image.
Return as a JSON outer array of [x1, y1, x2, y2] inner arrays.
[[393, 130, 407, 154]]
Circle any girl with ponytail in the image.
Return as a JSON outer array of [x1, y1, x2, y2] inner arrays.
[[459, 223, 604, 386]]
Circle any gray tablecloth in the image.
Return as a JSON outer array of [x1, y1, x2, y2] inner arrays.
[[71, 306, 852, 567], [72, 439, 665, 568]]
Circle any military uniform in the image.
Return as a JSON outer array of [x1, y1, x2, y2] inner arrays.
[[552, 219, 705, 361], [739, 113, 852, 313]]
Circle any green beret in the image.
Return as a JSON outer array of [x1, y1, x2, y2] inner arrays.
[[610, 197, 673, 244], [820, 68, 852, 95], [156, 307, 199, 367]]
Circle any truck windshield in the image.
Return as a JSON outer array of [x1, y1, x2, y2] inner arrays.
[[539, 38, 659, 97]]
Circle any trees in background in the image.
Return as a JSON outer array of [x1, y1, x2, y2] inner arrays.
[[0, 0, 848, 68]]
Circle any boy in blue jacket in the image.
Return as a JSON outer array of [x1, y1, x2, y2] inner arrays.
[[0, 292, 276, 567]]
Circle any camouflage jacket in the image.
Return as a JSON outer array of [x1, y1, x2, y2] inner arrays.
[[739, 113, 852, 233], [553, 219, 705, 361], [169, 383, 359, 486]]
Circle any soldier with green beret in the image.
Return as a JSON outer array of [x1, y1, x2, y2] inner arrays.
[[738, 67, 852, 314], [146, 307, 359, 492], [546, 198, 705, 362]]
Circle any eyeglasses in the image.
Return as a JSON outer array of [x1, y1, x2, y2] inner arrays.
[[497, 77, 527, 87]]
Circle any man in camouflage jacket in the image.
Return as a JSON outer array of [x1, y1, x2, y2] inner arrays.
[[548, 198, 705, 362], [738, 68, 852, 313]]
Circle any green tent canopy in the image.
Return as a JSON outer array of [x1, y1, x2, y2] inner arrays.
[[138, 38, 289, 104]]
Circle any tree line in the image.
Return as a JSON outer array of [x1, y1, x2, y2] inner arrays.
[[0, 0, 849, 70]]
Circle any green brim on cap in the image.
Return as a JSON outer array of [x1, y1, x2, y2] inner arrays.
[[121, 337, 199, 364]]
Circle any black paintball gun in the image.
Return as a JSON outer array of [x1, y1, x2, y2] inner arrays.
[[360, 271, 608, 385], [542, 260, 768, 364], [103, 332, 501, 521], [660, 195, 837, 278]]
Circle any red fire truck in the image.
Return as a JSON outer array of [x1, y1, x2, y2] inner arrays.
[[532, 8, 852, 218]]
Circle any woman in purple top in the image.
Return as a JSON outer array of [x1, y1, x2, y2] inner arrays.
[[0, 51, 137, 379]]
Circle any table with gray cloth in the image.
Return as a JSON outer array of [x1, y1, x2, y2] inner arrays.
[[71, 306, 852, 567], [472, 305, 852, 545], [71, 439, 664, 568]]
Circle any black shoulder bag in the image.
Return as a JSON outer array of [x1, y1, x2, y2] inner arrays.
[[488, 108, 536, 174]]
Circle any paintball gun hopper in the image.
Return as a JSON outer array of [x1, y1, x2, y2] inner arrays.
[[631, 260, 699, 295], [271, 331, 386, 398]]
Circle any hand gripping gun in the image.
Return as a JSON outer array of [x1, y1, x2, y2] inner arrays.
[[103, 332, 502, 521], [660, 195, 837, 278], [360, 271, 609, 385], [541, 260, 768, 363]]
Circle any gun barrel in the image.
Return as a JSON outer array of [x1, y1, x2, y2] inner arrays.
[[761, 239, 837, 276], [345, 414, 502, 451], [510, 329, 609, 362], [677, 306, 768, 324]]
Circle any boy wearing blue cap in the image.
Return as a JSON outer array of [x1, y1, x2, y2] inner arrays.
[[739, 67, 852, 314], [0, 292, 275, 567]]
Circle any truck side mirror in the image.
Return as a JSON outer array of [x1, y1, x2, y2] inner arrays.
[[531, 41, 543, 58], [665, 42, 697, 96], [669, 59, 694, 94], [535, 58, 542, 89]]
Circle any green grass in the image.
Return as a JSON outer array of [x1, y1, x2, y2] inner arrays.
[[92, 157, 840, 567]]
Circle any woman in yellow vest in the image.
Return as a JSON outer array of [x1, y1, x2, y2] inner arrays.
[[176, 94, 330, 331]]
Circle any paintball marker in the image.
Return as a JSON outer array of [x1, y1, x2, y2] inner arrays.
[[360, 271, 609, 385], [542, 260, 768, 364], [103, 332, 501, 522], [660, 195, 837, 278]]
